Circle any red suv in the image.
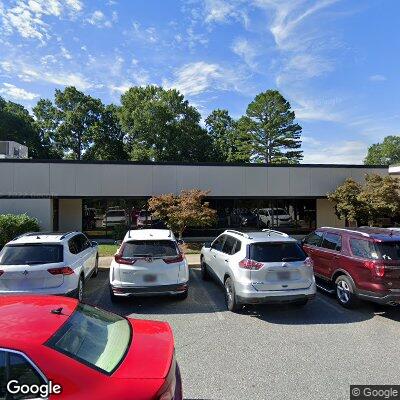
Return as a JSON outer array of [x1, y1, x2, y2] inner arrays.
[[302, 227, 400, 308]]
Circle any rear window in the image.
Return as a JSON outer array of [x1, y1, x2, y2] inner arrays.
[[270, 209, 288, 216], [107, 211, 125, 217], [376, 241, 400, 261], [122, 240, 178, 257], [46, 304, 131, 375], [250, 242, 307, 262], [0, 244, 63, 265]]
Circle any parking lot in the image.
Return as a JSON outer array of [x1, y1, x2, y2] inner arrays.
[[84, 266, 400, 400]]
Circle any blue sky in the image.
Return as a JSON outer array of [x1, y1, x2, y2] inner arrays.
[[0, 0, 399, 164]]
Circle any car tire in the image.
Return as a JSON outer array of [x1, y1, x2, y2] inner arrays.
[[292, 298, 308, 307], [335, 275, 359, 308], [200, 258, 210, 281], [75, 275, 84, 302], [176, 289, 188, 301], [224, 277, 240, 312], [92, 254, 99, 278]]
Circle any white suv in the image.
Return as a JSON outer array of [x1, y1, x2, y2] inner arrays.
[[200, 229, 316, 311], [109, 229, 189, 300], [0, 232, 99, 301]]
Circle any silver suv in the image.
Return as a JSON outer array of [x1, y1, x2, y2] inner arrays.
[[200, 229, 316, 311]]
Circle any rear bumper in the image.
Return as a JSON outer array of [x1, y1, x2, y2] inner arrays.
[[236, 281, 317, 304], [110, 282, 188, 297], [357, 289, 400, 305]]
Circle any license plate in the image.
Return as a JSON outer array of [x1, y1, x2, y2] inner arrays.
[[143, 274, 157, 283], [277, 271, 291, 280]]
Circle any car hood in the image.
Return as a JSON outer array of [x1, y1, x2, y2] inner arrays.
[[113, 318, 174, 379]]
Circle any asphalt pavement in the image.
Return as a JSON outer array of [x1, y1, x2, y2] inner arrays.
[[84, 268, 400, 400]]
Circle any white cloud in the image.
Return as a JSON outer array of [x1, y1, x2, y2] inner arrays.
[[293, 96, 343, 122], [302, 140, 367, 164], [0, 83, 38, 100], [369, 74, 386, 82], [130, 22, 158, 43], [203, 0, 248, 25], [86, 10, 115, 28], [163, 61, 245, 96], [60, 46, 72, 60], [0, 0, 83, 42], [231, 37, 258, 68]]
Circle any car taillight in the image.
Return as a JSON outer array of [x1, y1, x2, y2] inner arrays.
[[364, 260, 385, 278], [114, 254, 137, 265], [163, 253, 184, 264], [239, 258, 263, 270], [304, 257, 313, 268], [47, 267, 74, 275]]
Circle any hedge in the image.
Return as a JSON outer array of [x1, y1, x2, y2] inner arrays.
[[0, 214, 40, 248]]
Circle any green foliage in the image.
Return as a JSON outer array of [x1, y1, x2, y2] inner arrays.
[[148, 189, 217, 238], [364, 136, 400, 165], [34, 87, 127, 161], [244, 90, 303, 163], [0, 214, 40, 248], [111, 224, 127, 241], [0, 97, 58, 159], [328, 174, 400, 225], [205, 109, 251, 162], [119, 86, 214, 162]]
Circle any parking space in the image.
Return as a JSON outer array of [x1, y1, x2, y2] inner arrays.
[[84, 268, 400, 400]]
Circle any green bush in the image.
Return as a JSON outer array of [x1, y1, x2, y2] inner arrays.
[[0, 214, 40, 248], [112, 224, 128, 241]]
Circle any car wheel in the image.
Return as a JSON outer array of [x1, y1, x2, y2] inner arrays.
[[335, 275, 359, 308], [224, 277, 240, 312], [92, 254, 99, 278], [292, 298, 308, 307], [200, 258, 210, 281], [176, 289, 188, 300], [76, 275, 84, 302]]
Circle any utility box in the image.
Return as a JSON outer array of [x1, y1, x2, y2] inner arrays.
[[0, 141, 28, 159]]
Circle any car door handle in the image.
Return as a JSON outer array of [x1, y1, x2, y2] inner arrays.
[[212, 255, 216, 258], [224, 259, 228, 263]]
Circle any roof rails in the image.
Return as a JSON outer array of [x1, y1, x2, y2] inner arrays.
[[59, 231, 77, 240], [320, 227, 370, 237], [225, 230, 252, 239], [262, 229, 289, 237]]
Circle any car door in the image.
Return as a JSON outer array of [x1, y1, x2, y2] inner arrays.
[[68, 235, 86, 277], [302, 230, 325, 276], [77, 234, 95, 278], [207, 235, 227, 283], [218, 235, 237, 281], [319, 232, 342, 279]]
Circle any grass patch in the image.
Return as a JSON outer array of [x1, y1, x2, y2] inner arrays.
[[98, 244, 119, 257]]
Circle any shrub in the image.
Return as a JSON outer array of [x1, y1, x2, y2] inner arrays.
[[0, 214, 40, 248], [112, 224, 127, 241]]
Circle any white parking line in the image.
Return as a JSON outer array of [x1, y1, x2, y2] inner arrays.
[[191, 269, 226, 321]]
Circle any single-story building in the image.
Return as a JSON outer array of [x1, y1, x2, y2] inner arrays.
[[0, 159, 393, 238]]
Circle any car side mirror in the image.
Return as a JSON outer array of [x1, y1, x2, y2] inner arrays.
[[91, 241, 98, 247], [114, 240, 122, 245]]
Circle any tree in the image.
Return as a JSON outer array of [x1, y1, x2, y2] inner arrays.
[[327, 178, 367, 225], [205, 109, 251, 162], [119, 86, 214, 162], [0, 97, 58, 159], [364, 136, 400, 165], [34, 87, 111, 160], [244, 90, 303, 163], [83, 105, 127, 161], [148, 189, 217, 238], [328, 174, 400, 226], [358, 174, 400, 225]]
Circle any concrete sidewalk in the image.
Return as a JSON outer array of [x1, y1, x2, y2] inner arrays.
[[99, 253, 200, 269]]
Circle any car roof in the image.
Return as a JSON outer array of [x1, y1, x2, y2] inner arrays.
[[124, 229, 175, 241], [319, 227, 400, 241], [7, 231, 79, 245], [222, 229, 296, 243], [0, 296, 78, 347]]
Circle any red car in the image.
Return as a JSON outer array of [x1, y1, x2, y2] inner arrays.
[[0, 296, 182, 399], [302, 227, 400, 308]]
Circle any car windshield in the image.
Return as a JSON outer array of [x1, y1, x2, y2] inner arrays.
[[46, 304, 131, 374], [122, 240, 178, 257], [250, 242, 307, 262], [107, 211, 125, 217], [139, 211, 150, 217], [376, 241, 400, 261], [0, 244, 63, 265]]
